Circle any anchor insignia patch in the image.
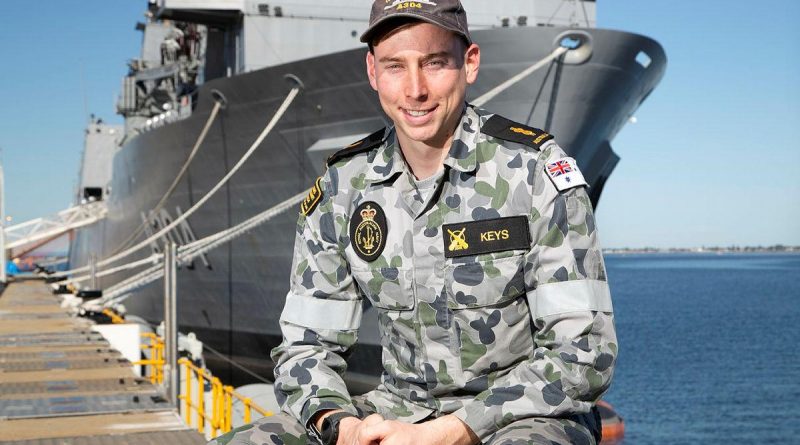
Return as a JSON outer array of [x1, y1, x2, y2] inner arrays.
[[350, 201, 387, 262]]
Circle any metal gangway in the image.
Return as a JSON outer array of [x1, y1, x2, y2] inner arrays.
[[1, 201, 107, 279], [5, 202, 107, 252]]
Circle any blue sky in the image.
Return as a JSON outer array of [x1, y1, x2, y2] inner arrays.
[[1, 0, 798, 248], [597, 0, 800, 248]]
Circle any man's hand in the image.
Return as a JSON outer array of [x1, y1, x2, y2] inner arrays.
[[312, 410, 385, 445], [357, 415, 479, 445], [340, 414, 384, 445]]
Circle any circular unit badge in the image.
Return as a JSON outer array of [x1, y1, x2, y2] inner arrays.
[[349, 201, 387, 262]]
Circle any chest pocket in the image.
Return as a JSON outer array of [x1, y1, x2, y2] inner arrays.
[[445, 253, 526, 309], [445, 252, 532, 381], [351, 266, 415, 310]]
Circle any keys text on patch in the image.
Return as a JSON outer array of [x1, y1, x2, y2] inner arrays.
[[443, 216, 530, 258]]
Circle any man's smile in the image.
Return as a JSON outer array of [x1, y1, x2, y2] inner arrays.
[[402, 106, 437, 117]]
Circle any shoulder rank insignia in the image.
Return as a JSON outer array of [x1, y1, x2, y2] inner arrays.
[[300, 176, 324, 216], [481, 114, 554, 150], [545, 157, 587, 192], [326, 127, 386, 167]]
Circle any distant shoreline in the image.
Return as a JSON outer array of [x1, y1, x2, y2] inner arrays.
[[604, 245, 799, 254]]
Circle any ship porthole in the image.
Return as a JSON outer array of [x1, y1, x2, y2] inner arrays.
[[554, 30, 593, 65]]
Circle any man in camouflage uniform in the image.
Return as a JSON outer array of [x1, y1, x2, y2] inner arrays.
[[210, 1, 615, 444]]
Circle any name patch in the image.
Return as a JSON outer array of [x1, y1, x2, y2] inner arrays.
[[442, 216, 530, 258], [350, 201, 387, 262]]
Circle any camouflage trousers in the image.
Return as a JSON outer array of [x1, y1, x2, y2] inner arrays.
[[208, 396, 601, 445]]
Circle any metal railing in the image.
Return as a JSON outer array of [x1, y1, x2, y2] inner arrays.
[[178, 357, 273, 437], [4, 201, 107, 251], [97, 299, 273, 437], [133, 332, 273, 438], [87, 245, 274, 437], [136, 332, 165, 385], [101, 308, 126, 324]]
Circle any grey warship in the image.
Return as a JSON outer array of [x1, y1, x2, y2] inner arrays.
[[70, 0, 666, 386]]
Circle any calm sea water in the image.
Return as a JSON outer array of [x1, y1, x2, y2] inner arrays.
[[603, 253, 800, 444]]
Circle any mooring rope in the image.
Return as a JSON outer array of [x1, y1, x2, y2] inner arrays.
[[91, 191, 306, 307], [472, 46, 568, 107], [109, 97, 225, 256], [53, 84, 302, 280], [66, 253, 161, 284]]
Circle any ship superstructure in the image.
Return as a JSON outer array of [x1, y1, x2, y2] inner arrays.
[[117, 1, 597, 138]]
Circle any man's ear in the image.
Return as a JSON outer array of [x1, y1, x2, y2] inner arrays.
[[366, 51, 378, 91], [464, 43, 481, 85]]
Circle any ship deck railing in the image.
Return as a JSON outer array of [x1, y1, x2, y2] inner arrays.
[[124, 313, 275, 439]]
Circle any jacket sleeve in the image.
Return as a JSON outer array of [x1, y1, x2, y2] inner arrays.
[[452, 143, 617, 440], [270, 170, 362, 427]]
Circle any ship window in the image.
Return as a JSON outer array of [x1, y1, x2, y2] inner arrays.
[[258, 4, 270, 15], [517, 16, 527, 26], [636, 51, 652, 69], [501, 18, 509, 27], [83, 187, 103, 201]]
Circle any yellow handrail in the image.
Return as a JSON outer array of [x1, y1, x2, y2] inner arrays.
[[135, 335, 273, 437], [177, 357, 273, 437], [134, 333, 164, 384], [101, 308, 126, 324]]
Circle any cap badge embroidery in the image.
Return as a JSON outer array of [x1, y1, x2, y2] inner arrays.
[[385, 0, 437, 10]]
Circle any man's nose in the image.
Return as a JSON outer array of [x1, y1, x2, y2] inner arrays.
[[405, 67, 428, 101]]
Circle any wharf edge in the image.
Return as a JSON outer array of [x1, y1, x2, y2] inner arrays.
[[0, 279, 205, 444]]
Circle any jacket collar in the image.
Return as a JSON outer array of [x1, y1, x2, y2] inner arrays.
[[364, 104, 482, 183]]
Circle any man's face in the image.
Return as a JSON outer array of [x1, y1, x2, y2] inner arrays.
[[366, 22, 480, 149]]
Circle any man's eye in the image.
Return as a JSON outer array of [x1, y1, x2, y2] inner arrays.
[[426, 60, 446, 68]]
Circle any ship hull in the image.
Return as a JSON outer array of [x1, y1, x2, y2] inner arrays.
[[71, 26, 665, 386]]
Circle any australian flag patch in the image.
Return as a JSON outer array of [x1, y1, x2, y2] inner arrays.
[[545, 157, 587, 191]]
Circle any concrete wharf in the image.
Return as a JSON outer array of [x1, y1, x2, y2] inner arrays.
[[0, 279, 205, 444]]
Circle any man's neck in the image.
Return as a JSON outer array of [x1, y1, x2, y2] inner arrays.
[[397, 110, 463, 180], [398, 135, 451, 180]]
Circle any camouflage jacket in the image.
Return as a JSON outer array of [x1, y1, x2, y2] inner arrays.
[[271, 104, 617, 441]]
